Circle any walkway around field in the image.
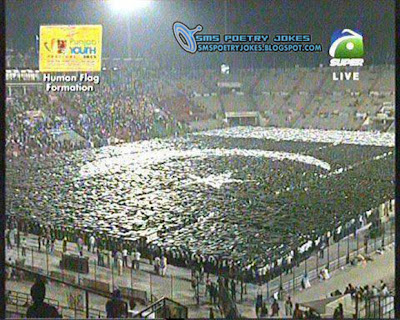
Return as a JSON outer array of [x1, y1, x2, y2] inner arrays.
[[6, 218, 394, 318]]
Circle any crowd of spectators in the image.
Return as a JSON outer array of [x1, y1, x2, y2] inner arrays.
[[6, 47, 394, 161], [6, 50, 395, 290], [6, 47, 37, 69], [6, 68, 192, 159], [330, 281, 392, 300]]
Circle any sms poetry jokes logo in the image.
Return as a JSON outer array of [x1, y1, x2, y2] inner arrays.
[[329, 29, 364, 59], [173, 22, 203, 54]]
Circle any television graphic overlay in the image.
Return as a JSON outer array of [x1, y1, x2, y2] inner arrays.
[[39, 25, 103, 72], [173, 22, 203, 54], [4, 1, 396, 319], [329, 29, 364, 59]]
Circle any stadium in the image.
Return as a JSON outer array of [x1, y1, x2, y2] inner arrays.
[[5, 0, 395, 319]]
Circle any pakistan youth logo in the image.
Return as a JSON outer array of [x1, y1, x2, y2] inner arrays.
[[173, 22, 203, 54]]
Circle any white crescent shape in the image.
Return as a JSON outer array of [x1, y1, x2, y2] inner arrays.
[[79, 148, 331, 178]]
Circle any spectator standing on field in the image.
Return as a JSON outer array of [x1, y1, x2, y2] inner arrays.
[[37, 235, 41, 252], [160, 254, 167, 276], [285, 295, 293, 316], [10, 228, 16, 249], [206, 277, 212, 299], [106, 289, 128, 319], [50, 238, 55, 254], [6, 229, 12, 249], [122, 247, 128, 267], [134, 250, 141, 270], [271, 298, 280, 317], [108, 250, 112, 268], [333, 303, 344, 320], [45, 237, 51, 254], [89, 234, 96, 253], [97, 248, 102, 266], [27, 278, 60, 318], [209, 307, 215, 319], [230, 279, 236, 302], [21, 237, 27, 257], [381, 283, 390, 297], [77, 236, 83, 256], [260, 302, 268, 318], [62, 236, 67, 253], [255, 289, 262, 318], [210, 282, 218, 305], [293, 303, 304, 319], [117, 255, 123, 276], [154, 256, 161, 275]]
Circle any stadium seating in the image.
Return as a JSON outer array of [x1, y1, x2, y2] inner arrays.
[[6, 48, 394, 159]]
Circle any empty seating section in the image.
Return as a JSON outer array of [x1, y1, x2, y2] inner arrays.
[[168, 66, 394, 131], [221, 94, 254, 113], [205, 66, 393, 131], [192, 96, 223, 115]]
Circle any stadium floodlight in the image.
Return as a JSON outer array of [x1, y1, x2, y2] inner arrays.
[[109, 0, 151, 13]]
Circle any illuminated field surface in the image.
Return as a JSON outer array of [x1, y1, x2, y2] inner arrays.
[[7, 127, 394, 264]]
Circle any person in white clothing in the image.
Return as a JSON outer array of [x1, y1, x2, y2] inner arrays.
[[320, 267, 330, 280], [371, 285, 379, 297], [9, 228, 16, 248], [160, 255, 167, 276], [89, 235, 96, 253], [134, 251, 141, 270], [117, 257, 123, 276], [131, 250, 136, 269], [77, 237, 83, 255], [301, 273, 311, 289], [122, 248, 128, 267], [154, 256, 161, 275], [21, 237, 27, 257], [381, 284, 390, 297]]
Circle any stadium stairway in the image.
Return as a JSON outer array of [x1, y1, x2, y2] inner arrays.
[[276, 69, 304, 110], [219, 95, 226, 114], [291, 74, 328, 128], [248, 94, 258, 112], [247, 74, 261, 112]]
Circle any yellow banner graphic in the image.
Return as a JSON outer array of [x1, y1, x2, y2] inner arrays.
[[39, 25, 102, 72]]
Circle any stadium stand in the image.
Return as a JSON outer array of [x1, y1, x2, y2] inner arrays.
[[6, 48, 394, 159]]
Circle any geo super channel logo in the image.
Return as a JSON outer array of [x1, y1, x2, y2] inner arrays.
[[329, 29, 364, 67]]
